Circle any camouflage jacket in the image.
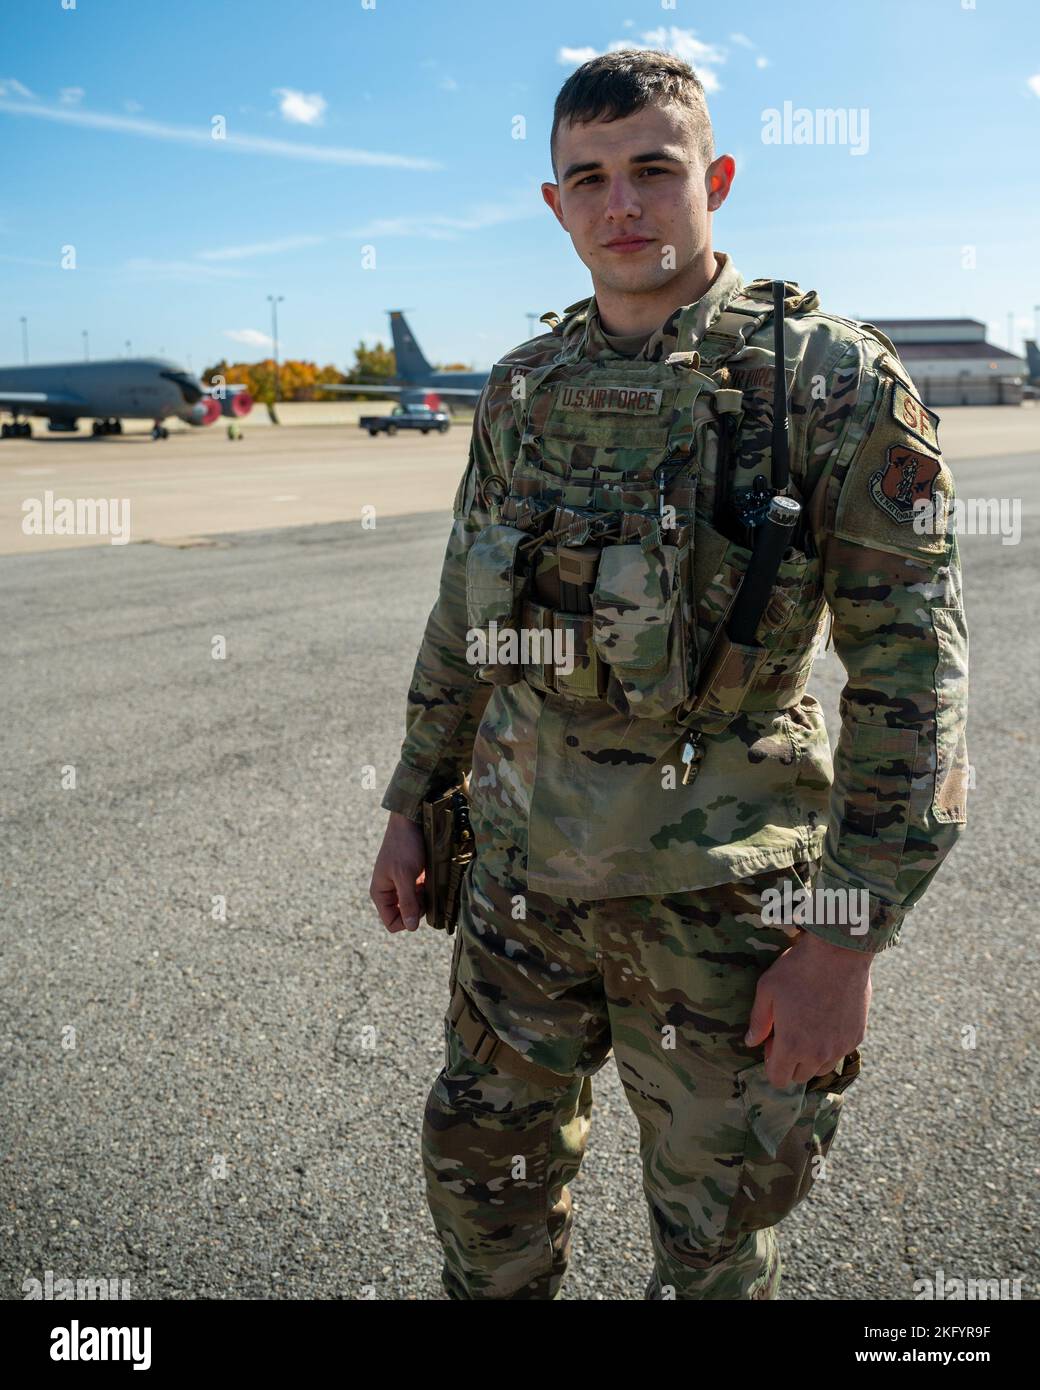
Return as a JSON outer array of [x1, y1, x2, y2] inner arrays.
[[381, 253, 969, 953]]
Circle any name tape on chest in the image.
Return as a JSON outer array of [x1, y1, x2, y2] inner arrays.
[[556, 384, 663, 414], [892, 382, 940, 452]]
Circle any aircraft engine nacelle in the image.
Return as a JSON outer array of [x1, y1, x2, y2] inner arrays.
[[185, 397, 222, 427], [220, 390, 253, 419]]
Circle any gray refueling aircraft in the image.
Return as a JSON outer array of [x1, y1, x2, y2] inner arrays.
[[324, 310, 487, 408], [0, 358, 252, 439]]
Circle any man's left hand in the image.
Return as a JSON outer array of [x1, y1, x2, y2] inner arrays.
[[745, 931, 872, 1089]]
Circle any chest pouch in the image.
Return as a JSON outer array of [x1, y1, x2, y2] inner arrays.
[[590, 512, 695, 720], [465, 498, 555, 686], [520, 504, 619, 702]]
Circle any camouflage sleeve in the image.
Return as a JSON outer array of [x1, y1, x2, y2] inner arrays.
[[379, 388, 498, 821], [803, 340, 969, 954]]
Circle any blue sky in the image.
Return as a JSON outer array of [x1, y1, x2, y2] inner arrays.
[[2, 0, 1038, 373]]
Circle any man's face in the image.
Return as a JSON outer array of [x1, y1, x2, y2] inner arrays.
[[542, 101, 733, 297]]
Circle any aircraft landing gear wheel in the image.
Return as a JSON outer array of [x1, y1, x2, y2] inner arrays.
[[93, 420, 105, 436], [438, 422, 449, 433], [385, 424, 397, 435], [367, 428, 378, 437], [20, 421, 31, 437], [1, 423, 10, 439], [111, 419, 122, 434]]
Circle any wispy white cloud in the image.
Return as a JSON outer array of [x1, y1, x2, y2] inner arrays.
[[0, 77, 34, 98], [59, 86, 85, 105], [558, 46, 599, 65], [273, 87, 326, 126], [0, 97, 441, 169], [347, 197, 541, 241], [124, 98, 143, 113], [439, 76, 459, 92], [1028, 73, 1040, 98], [627, 28, 725, 91], [198, 234, 326, 262], [224, 328, 273, 347], [0, 251, 67, 269], [729, 33, 754, 48], [123, 257, 255, 281], [556, 28, 726, 92], [756, 56, 769, 69]]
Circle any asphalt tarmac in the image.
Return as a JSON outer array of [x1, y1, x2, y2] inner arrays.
[[1, 411, 1037, 1300]]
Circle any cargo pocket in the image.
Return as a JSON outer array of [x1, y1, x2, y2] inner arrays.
[[724, 1050, 861, 1241], [591, 533, 690, 718], [466, 523, 528, 685], [931, 606, 969, 824]]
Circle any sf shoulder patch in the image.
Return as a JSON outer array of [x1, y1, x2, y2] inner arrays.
[[891, 382, 940, 452], [832, 372, 953, 559]]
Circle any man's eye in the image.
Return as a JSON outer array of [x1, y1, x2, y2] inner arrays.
[[571, 168, 666, 186]]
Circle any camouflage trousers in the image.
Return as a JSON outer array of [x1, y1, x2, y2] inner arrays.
[[421, 831, 859, 1300]]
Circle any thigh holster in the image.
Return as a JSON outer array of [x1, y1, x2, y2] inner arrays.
[[448, 980, 574, 1091]]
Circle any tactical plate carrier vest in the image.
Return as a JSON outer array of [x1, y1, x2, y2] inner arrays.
[[465, 285, 828, 751]]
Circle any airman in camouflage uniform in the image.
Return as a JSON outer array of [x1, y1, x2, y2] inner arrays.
[[371, 52, 968, 1300]]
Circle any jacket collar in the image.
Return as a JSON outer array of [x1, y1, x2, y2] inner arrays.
[[571, 251, 744, 363]]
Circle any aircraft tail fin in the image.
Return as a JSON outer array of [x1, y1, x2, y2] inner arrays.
[[389, 310, 432, 382], [1025, 339, 1040, 382]]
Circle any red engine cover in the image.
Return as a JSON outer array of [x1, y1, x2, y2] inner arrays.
[[222, 390, 253, 419]]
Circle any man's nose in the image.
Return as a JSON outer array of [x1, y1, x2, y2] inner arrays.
[[604, 177, 641, 221]]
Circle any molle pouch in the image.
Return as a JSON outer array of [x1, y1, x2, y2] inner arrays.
[[466, 524, 528, 686], [682, 632, 772, 733], [591, 516, 692, 719], [552, 609, 604, 701], [686, 521, 821, 732], [516, 598, 606, 701]]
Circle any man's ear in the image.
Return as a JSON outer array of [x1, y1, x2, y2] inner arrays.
[[541, 181, 567, 229], [706, 154, 736, 212]]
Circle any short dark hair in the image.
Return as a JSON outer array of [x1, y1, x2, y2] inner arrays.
[[550, 48, 714, 180]]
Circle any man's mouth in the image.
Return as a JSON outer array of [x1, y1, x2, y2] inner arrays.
[[602, 235, 653, 254]]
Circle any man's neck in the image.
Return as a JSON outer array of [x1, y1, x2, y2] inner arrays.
[[595, 248, 722, 339]]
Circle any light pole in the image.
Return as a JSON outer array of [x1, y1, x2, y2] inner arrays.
[[19, 316, 28, 364], [82, 330, 89, 362], [268, 294, 284, 401]]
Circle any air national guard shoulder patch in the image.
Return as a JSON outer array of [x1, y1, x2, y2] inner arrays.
[[869, 445, 943, 524], [556, 384, 663, 414]]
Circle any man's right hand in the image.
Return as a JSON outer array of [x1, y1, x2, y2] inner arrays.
[[369, 812, 427, 933]]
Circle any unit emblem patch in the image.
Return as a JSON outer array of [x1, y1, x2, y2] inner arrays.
[[868, 445, 943, 524]]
